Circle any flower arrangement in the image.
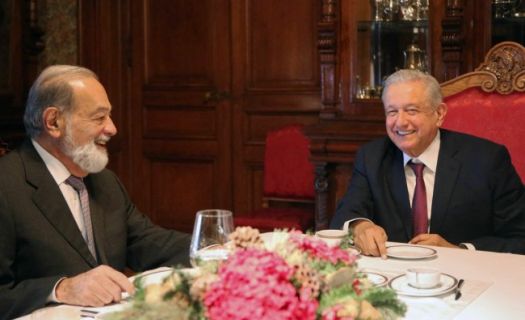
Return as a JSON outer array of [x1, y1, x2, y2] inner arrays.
[[107, 227, 406, 320]]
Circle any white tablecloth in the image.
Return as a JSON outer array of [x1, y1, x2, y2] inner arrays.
[[19, 242, 525, 319], [358, 242, 525, 319]]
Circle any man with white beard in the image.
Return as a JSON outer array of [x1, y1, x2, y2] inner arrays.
[[0, 65, 191, 319]]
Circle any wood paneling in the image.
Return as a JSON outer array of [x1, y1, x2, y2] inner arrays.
[[79, 0, 131, 188], [129, 0, 233, 233], [144, 1, 214, 86], [247, 0, 319, 88], [150, 160, 215, 231], [232, 0, 321, 217], [246, 112, 319, 143], [143, 105, 216, 139], [79, 0, 322, 232]]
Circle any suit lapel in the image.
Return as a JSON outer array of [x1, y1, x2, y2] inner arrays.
[[430, 131, 461, 232], [385, 146, 413, 239], [21, 142, 98, 267], [85, 177, 109, 265]]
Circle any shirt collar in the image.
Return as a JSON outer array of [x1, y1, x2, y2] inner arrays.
[[402, 129, 441, 173], [32, 139, 72, 185]]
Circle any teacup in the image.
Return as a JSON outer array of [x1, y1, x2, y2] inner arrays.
[[315, 229, 347, 247], [405, 267, 441, 289]]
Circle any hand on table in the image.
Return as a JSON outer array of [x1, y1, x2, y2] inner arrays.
[[352, 220, 388, 259], [409, 233, 460, 248], [56, 265, 135, 307]]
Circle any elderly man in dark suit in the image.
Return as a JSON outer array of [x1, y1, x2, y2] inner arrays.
[[330, 69, 525, 258], [0, 65, 191, 319]]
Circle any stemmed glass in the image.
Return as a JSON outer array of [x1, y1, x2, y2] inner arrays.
[[189, 209, 234, 267]]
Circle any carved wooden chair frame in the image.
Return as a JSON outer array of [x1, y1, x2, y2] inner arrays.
[[441, 41, 525, 97]]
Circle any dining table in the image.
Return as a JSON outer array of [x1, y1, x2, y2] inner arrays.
[[17, 241, 525, 319], [358, 242, 525, 319]]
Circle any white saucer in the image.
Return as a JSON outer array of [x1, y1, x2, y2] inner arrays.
[[389, 273, 458, 297], [346, 246, 362, 256], [386, 244, 437, 260], [361, 271, 388, 286]]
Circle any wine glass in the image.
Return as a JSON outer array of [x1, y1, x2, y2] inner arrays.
[[189, 209, 234, 267]]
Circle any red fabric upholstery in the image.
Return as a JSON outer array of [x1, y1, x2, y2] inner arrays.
[[442, 87, 525, 181], [234, 125, 315, 231], [263, 125, 315, 199]]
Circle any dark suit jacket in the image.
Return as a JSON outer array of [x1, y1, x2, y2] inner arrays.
[[0, 141, 191, 319], [331, 129, 525, 254]]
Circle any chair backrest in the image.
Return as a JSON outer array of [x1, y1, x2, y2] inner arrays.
[[263, 125, 315, 200], [441, 41, 525, 181]]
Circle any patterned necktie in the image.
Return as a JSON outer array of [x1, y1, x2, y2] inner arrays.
[[66, 176, 97, 261], [408, 161, 428, 236]]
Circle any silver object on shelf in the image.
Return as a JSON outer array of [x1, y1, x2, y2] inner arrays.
[[403, 44, 427, 72]]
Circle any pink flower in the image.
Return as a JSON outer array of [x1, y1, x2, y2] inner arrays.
[[203, 248, 317, 320]]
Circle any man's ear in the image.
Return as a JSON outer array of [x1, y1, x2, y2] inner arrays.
[[42, 107, 64, 138], [436, 102, 448, 127]]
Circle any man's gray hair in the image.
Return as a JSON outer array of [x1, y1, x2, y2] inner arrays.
[[23, 65, 98, 138], [381, 69, 443, 109]]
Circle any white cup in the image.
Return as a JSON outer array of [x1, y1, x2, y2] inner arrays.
[[405, 267, 441, 289], [315, 229, 347, 247]]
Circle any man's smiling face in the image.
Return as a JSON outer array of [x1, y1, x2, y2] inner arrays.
[[383, 80, 446, 157]]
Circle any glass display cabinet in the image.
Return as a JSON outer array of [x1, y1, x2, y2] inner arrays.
[[356, 0, 431, 100], [491, 0, 525, 44]]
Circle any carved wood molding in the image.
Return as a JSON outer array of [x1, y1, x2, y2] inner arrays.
[[441, 41, 525, 96], [441, 0, 466, 80], [476, 41, 525, 94], [25, 0, 45, 56], [318, 0, 338, 114]]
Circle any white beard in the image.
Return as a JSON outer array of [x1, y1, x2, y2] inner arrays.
[[61, 125, 110, 173]]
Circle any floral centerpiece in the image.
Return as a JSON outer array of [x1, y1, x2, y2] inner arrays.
[[108, 227, 406, 320]]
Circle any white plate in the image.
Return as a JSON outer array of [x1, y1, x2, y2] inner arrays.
[[129, 266, 174, 286], [386, 244, 437, 260], [87, 267, 194, 319], [389, 273, 458, 297], [361, 271, 388, 286]]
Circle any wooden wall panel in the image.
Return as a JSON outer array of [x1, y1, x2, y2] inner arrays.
[[143, 105, 216, 138], [144, 0, 214, 86], [130, 0, 233, 230], [80, 0, 321, 231], [247, 0, 319, 88], [245, 112, 320, 143], [149, 160, 215, 232], [79, 0, 132, 189], [232, 0, 322, 216]]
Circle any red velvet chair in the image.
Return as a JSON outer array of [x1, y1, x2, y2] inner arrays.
[[441, 41, 525, 181], [234, 125, 315, 232]]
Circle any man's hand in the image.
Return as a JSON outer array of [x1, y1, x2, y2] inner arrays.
[[56, 265, 135, 307], [351, 220, 388, 258], [409, 233, 460, 248]]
